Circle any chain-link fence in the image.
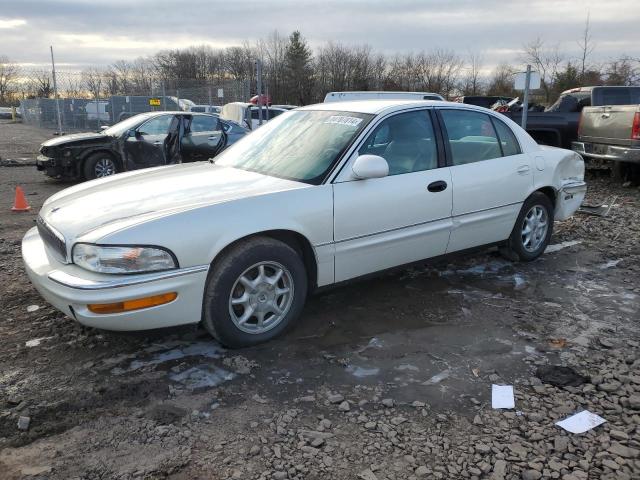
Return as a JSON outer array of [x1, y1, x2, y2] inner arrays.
[[16, 70, 252, 131]]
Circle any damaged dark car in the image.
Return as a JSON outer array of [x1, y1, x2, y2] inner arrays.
[[36, 112, 248, 181]]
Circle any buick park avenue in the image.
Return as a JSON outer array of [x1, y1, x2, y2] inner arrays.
[[22, 100, 587, 347]]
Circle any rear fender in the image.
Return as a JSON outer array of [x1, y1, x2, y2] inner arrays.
[[551, 151, 587, 220]]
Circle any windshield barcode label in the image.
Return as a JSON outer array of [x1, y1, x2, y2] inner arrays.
[[324, 116, 363, 127]]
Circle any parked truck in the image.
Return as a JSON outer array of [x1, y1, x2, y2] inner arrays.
[[572, 87, 640, 165]]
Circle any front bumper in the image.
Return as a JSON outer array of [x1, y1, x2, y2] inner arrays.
[[36, 154, 65, 177], [572, 142, 640, 164], [22, 227, 209, 331]]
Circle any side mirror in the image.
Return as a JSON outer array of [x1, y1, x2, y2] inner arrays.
[[127, 129, 137, 138], [352, 154, 389, 180]]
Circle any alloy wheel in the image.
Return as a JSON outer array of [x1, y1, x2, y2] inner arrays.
[[228, 261, 294, 334], [521, 205, 548, 252]]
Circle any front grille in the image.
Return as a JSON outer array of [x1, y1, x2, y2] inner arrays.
[[36, 216, 67, 262]]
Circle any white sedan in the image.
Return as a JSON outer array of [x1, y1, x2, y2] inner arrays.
[[22, 100, 587, 347]]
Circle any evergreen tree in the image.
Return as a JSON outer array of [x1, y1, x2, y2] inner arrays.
[[284, 31, 313, 105]]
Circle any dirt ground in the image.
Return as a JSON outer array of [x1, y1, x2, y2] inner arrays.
[[0, 121, 639, 480]]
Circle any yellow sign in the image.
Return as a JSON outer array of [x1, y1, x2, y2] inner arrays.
[[149, 98, 161, 107]]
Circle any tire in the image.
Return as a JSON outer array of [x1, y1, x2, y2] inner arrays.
[[502, 192, 554, 262], [83, 152, 119, 180], [202, 237, 308, 348]]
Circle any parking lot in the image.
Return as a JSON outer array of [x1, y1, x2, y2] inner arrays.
[[0, 119, 639, 479]]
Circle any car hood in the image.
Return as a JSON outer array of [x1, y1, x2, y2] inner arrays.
[[40, 162, 309, 242], [41, 132, 108, 148]]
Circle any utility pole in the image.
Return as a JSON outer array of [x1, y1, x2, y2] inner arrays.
[[50, 46, 63, 135], [256, 59, 263, 126], [521, 64, 532, 130]]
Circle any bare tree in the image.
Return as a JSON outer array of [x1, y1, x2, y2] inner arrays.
[[0, 56, 20, 105], [577, 12, 596, 78], [522, 38, 564, 103], [27, 69, 53, 98], [460, 52, 484, 96], [604, 55, 640, 86], [82, 67, 106, 99], [486, 63, 518, 97]]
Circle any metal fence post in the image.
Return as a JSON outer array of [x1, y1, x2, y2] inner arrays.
[[162, 84, 166, 110], [49, 46, 63, 134], [176, 89, 180, 111], [521, 64, 532, 130]]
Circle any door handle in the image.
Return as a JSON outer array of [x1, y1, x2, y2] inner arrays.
[[517, 165, 530, 175], [153, 141, 163, 146], [427, 180, 447, 192], [207, 136, 219, 141], [601, 113, 610, 119]]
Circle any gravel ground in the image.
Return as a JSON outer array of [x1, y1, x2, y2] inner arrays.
[[0, 121, 639, 479]]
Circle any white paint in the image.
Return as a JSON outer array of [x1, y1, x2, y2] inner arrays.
[[346, 365, 380, 378]]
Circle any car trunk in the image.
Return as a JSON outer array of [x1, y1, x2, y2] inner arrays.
[[579, 105, 640, 148]]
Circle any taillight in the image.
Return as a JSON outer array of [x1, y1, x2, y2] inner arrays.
[[632, 112, 640, 140]]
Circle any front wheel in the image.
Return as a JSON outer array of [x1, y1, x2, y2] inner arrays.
[[83, 152, 119, 180], [502, 192, 554, 262], [202, 237, 308, 348]]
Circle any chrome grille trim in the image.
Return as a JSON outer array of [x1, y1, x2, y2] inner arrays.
[[36, 216, 67, 263]]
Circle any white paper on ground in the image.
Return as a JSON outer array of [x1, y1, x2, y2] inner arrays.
[[555, 410, 606, 434], [491, 385, 515, 409]]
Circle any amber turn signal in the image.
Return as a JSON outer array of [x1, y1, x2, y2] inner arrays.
[[88, 292, 177, 314]]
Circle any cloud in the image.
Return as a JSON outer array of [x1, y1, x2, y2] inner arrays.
[[0, 0, 638, 70], [0, 18, 26, 29]]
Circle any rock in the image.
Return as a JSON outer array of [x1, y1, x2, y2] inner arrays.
[[381, 398, 394, 408], [607, 442, 639, 458], [610, 429, 628, 441], [473, 414, 483, 425], [627, 394, 640, 409], [357, 469, 378, 480], [475, 443, 491, 454], [390, 416, 407, 425], [522, 470, 542, 480], [415, 466, 429, 477], [17, 416, 30, 430], [598, 381, 621, 393], [273, 472, 287, 480], [338, 401, 350, 412], [554, 435, 569, 452], [249, 445, 261, 456], [491, 459, 507, 479], [327, 393, 344, 404]]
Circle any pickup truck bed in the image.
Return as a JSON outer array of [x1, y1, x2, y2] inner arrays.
[[502, 111, 580, 149], [572, 104, 640, 164]]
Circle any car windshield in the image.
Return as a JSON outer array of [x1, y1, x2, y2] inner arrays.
[[215, 110, 373, 184], [101, 114, 154, 136]]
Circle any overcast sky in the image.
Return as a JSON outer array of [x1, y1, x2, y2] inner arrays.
[[1, 0, 638, 71]]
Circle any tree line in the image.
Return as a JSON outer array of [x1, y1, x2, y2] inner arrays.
[[1, 25, 639, 107]]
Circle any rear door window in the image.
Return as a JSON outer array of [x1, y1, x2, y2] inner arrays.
[[440, 110, 502, 165]]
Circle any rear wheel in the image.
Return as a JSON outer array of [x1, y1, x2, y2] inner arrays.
[[202, 237, 307, 348], [502, 192, 554, 262], [83, 152, 118, 180]]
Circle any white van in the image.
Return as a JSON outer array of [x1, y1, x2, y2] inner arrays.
[[324, 91, 444, 103]]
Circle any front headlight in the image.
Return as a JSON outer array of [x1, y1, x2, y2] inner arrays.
[[72, 243, 178, 274]]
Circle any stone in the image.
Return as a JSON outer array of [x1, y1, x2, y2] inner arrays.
[[249, 445, 261, 456], [338, 401, 350, 412], [17, 416, 30, 431], [491, 459, 507, 479], [607, 443, 639, 458], [415, 466, 429, 477], [381, 398, 395, 408], [357, 469, 378, 480], [522, 470, 542, 480], [554, 436, 569, 452], [627, 394, 640, 410], [475, 443, 491, 454], [609, 430, 628, 441], [598, 381, 621, 393], [273, 472, 287, 480], [327, 393, 344, 404]]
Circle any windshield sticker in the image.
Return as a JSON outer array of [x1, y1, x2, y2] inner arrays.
[[323, 115, 363, 127]]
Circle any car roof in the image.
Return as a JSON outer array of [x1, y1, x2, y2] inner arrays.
[[298, 99, 488, 116]]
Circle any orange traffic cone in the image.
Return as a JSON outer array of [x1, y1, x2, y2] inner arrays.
[[11, 186, 31, 212]]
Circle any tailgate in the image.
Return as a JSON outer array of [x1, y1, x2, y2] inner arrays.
[[579, 105, 639, 147]]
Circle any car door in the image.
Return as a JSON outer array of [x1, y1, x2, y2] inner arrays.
[[181, 115, 225, 162], [436, 108, 533, 253], [123, 114, 175, 169], [332, 109, 453, 282]]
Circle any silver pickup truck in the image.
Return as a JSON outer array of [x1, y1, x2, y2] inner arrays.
[[572, 86, 640, 164]]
